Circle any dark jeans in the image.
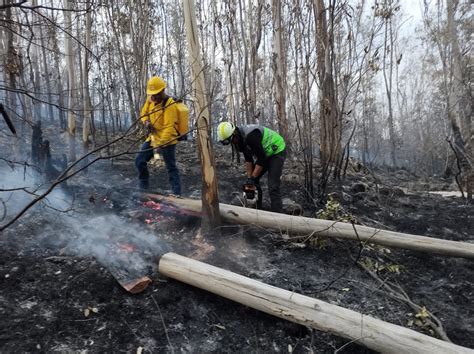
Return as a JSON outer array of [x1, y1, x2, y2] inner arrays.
[[135, 141, 181, 195], [255, 150, 286, 212]]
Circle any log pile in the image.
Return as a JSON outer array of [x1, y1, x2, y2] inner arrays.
[[111, 195, 474, 352]]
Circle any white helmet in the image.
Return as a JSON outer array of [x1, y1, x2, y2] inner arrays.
[[217, 121, 235, 144]]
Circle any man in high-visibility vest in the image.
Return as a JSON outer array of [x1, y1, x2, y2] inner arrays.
[[217, 122, 286, 213], [135, 76, 181, 195]]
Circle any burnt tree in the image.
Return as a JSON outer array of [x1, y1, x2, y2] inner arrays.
[[183, 0, 221, 229]]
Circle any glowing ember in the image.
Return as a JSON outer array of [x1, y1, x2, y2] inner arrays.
[[117, 243, 136, 252], [144, 215, 163, 224], [144, 200, 162, 210]]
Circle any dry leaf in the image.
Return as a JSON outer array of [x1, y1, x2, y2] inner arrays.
[[414, 319, 424, 327], [415, 306, 430, 319], [341, 288, 350, 292], [91, 307, 99, 313], [290, 243, 306, 249], [137, 346, 144, 354], [84, 308, 90, 317]]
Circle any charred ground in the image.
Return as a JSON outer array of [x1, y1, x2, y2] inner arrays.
[[0, 135, 473, 353]]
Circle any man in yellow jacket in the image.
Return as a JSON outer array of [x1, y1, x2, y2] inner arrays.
[[135, 76, 181, 195]]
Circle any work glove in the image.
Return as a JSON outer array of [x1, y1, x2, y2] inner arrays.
[[144, 121, 154, 134], [246, 176, 259, 186]]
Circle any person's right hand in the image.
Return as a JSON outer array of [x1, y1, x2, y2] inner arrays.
[[245, 176, 259, 186]]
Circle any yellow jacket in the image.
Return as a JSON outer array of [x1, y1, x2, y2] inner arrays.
[[140, 97, 179, 147]]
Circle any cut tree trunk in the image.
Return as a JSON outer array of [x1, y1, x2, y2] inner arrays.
[[159, 252, 472, 354], [114, 274, 151, 294], [107, 266, 151, 294], [145, 194, 474, 259]]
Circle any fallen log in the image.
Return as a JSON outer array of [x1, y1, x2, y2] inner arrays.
[[145, 194, 474, 259], [159, 252, 473, 354]]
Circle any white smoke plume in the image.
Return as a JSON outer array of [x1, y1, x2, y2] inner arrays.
[[0, 162, 71, 221], [57, 214, 170, 272], [2, 161, 169, 277]]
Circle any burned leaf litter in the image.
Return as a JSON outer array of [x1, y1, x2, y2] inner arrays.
[[1, 141, 473, 353]]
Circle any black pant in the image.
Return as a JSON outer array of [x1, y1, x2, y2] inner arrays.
[[255, 151, 286, 212]]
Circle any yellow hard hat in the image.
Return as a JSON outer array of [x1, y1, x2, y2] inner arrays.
[[217, 121, 235, 144], [147, 76, 166, 95]]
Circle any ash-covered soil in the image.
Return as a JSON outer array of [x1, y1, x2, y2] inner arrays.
[[1, 136, 473, 353]]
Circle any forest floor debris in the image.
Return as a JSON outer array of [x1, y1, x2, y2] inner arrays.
[[0, 137, 473, 353]]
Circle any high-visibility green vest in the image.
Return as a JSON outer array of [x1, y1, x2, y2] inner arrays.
[[240, 125, 286, 157]]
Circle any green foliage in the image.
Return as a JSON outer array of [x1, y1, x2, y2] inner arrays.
[[408, 307, 432, 330], [316, 196, 357, 223], [309, 237, 327, 250], [359, 257, 404, 274]]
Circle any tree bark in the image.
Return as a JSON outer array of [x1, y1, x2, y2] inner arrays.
[[38, 17, 55, 123], [183, 0, 221, 229], [105, 4, 136, 123], [382, 7, 397, 167], [159, 252, 472, 354], [64, 0, 76, 162], [146, 194, 474, 259], [313, 0, 342, 172], [271, 0, 289, 146], [4, 0, 21, 159], [217, 3, 236, 124], [446, 0, 472, 199], [82, 5, 92, 153]]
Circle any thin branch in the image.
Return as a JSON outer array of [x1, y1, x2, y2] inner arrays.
[[151, 295, 175, 354], [357, 257, 452, 342]]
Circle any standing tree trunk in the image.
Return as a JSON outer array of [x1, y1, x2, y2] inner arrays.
[[39, 17, 55, 123], [105, 5, 136, 124], [237, 0, 251, 124], [30, 0, 42, 122], [64, 0, 76, 163], [382, 3, 397, 167], [217, 3, 236, 124], [183, 0, 221, 229], [82, 5, 92, 153], [446, 0, 472, 199], [248, 0, 263, 124], [50, 14, 67, 130], [271, 0, 289, 146], [3, 0, 21, 159], [313, 0, 341, 175]]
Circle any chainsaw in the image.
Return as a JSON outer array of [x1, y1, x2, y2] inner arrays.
[[242, 183, 259, 208]]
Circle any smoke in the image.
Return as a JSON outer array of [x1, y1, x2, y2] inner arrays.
[[1, 161, 170, 278], [28, 211, 171, 279], [57, 214, 170, 273], [0, 162, 71, 221]]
